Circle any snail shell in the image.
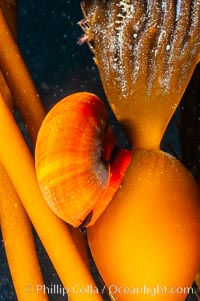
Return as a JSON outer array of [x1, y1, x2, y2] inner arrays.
[[35, 92, 127, 227]]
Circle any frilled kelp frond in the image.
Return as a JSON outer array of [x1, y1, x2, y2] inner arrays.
[[80, 0, 200, 149]]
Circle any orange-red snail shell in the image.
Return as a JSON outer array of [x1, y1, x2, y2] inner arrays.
[[35, 92, 131, 227]]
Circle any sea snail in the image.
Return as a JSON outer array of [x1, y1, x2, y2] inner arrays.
[[35, 92, 131, 227]]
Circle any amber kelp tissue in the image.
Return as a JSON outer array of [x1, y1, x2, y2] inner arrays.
[[79, 1, 200, 301], [81, 0, 200, 149]]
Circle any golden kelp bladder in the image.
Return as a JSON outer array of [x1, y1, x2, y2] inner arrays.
[[79, 1, 200, 300]]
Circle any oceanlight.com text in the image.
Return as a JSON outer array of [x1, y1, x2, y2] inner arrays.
[[103, 284, 194, 296]]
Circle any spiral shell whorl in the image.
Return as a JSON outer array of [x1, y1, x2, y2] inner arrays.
[[35, 92, 110, 227]]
